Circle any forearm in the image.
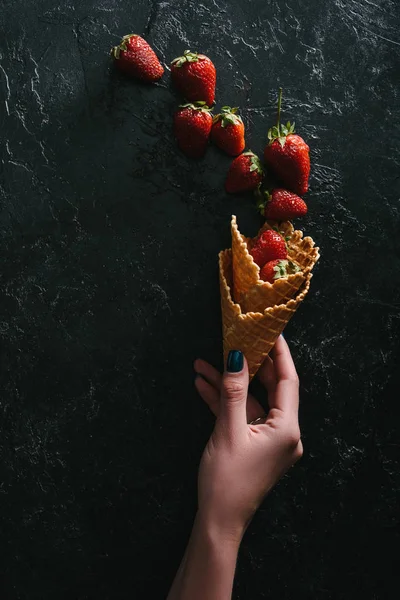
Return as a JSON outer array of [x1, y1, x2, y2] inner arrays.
[[167, 545, 189, 600], [167, 512, 241, 600]]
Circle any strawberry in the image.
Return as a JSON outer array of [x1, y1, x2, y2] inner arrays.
[[249, 229, 287, 267], [260, 259, 300, 283], [111, 34, 164, 82], [258, 188, 308, 220], [264, 88, 310, 195], [174, 102, 213, 159], [225, 151, 263, 194], [211, 106, 245, 156], [171, 50, 216, 106]]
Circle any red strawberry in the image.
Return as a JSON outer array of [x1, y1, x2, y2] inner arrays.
[[264, 88, 310, 195], [211, 106, 245, 156], [249, 229, 287, 267], [258, 188, 308, 220], [171, 50, 216, 106], [225, 151, 263, 194], [111, 34, 164, 82], [260, 259, 300, 283], [174, 102, 213, 159]]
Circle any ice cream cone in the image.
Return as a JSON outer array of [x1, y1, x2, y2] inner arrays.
[[219, 216, 319, 380]]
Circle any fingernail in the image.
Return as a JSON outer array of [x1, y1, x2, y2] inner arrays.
[[227, 350, 243, 373]]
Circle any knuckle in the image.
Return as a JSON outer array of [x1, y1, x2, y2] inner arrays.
[[293, 441, 304, 461], [285, 425, 301, 449], [286, 373, 300, 387], [222, 379, 245, 400]]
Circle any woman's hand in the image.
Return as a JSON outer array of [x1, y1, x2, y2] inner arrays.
[[167, 337, 302, 600], [194, 335, 303, 543]]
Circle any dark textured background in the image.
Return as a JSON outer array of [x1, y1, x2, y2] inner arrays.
[[1, 1, 399, 598]]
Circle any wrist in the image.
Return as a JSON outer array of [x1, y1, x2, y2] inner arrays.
[[195, 510, 245, 549], [174, 511, 240, 600]]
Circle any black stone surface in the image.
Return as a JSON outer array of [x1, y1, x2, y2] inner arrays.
[[1, 1, 399, 598]]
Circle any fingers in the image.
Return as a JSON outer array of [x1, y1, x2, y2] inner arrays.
[[269, 336, 299, 416], [270, 335, 298, 382], [195, 374, 220, 416], [245, 396, 266, 423], [194, 359, 222, 417], [194, 357, 264, 423], [194, 359, 222, 391], [219, 350, 249, 434], [257, 354, 277, 405]]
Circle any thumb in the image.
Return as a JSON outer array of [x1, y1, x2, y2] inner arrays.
[[219, 350, 249, 434]]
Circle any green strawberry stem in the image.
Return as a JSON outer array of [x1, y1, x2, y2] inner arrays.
[[276, 87, 282, 131], [268, 88, 295, 146]]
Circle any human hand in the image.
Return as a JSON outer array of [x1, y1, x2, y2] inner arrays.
[[194, 336, 303, 542]]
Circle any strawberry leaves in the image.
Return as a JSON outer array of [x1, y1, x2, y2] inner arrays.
[[213, 106, 243, 128], [111, 33, 138, 60], [267, 121, 296, 147], [171, 50, 200, 67], [179, 101, 213, 112], [254, 188, 269, 215], [273, 260, 300, 279], [242, 151, 263, 174], [273, 260, 289, 279]]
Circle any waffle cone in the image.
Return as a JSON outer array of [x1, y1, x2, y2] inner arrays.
[[231, 216, 319, 312], [219, 216, 319, 380]]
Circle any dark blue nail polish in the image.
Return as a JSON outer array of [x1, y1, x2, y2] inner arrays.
[[227, 350, 243, 373]]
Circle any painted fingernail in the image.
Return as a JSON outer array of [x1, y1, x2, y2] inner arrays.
[[227, 350, 243, 373]]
